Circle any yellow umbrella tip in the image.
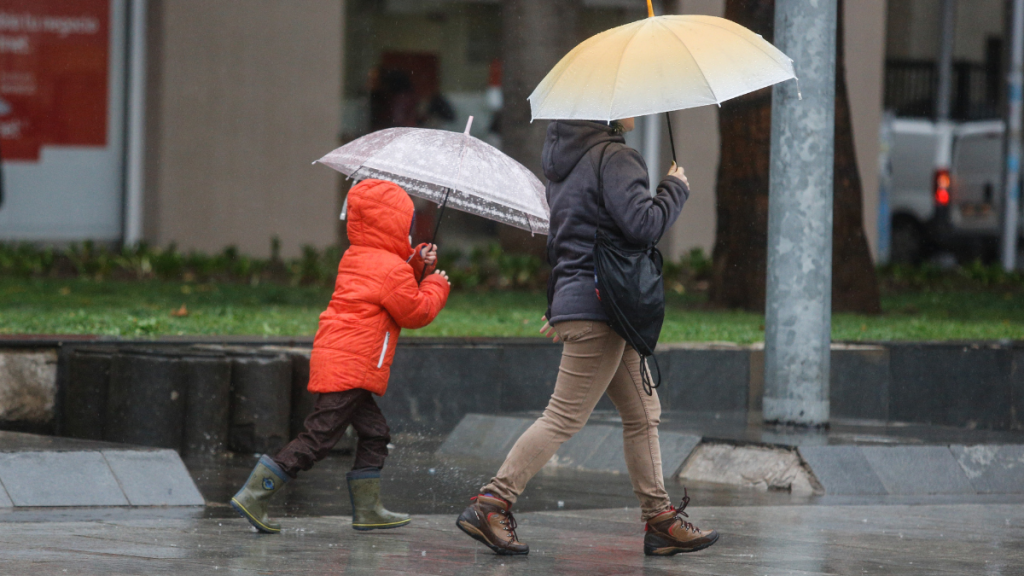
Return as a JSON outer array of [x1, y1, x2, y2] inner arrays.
[[646, 0, 654, 17]]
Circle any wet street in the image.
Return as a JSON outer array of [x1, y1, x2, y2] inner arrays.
[[0, 434, 1022, 575], [1, 502, 1022, 574]]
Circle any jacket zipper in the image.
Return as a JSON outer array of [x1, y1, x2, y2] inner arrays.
[[377, 331, 390, 368]]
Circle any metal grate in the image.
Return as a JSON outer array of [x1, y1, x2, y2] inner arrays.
[[884, 59, 1001, 120]]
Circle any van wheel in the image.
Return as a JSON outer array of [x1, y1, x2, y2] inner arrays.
[[891, 219, 925, 264]]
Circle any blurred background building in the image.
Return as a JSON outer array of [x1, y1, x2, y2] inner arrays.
[[0, 0, 1009, 259]]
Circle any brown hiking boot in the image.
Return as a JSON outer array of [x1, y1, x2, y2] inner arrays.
[[644, 489, 719, 556], [456, 494, 529, 555]]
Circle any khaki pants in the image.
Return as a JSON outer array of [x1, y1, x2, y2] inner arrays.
[[481, 320, 672, 521]]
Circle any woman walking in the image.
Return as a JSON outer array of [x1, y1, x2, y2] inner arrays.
[[456, 118, 718, 557]]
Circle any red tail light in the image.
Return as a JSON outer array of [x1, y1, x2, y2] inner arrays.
[[934, 169, 951, 206]]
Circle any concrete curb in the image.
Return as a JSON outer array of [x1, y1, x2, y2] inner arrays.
[[439, 413, 1024, 496], [2, 338, 1023, 453]]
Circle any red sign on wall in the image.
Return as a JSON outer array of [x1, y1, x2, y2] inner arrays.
[[0, 0, 109, 161]]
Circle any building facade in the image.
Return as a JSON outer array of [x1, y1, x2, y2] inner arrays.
[[0, 0, 1007, 260]]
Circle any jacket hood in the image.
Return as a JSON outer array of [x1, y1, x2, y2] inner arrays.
[[542, 120, 625, 183], [346, 179, 415, 258]]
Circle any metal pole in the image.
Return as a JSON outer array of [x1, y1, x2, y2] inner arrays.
[[1002, 0, 1024, 271], [643, 114, 663, 192], [123, 0, 147, 246], [763, 0, 837, 427], [935, 0, 957, 120], [664, 113, 678, 163], [877, 112, 896, 264]]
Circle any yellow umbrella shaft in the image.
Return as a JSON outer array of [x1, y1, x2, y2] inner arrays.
[[646, 0, 654, 17]]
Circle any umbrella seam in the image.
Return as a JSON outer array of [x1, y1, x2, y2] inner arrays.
[[606, 21, 645, 121], [318, 128, 549, 233], [530, 35, 598, 115], [673, 15, 795, 67], [659, 18, 720, 105]]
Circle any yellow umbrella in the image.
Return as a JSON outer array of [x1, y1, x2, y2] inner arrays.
[[529, 1, 797, 157]]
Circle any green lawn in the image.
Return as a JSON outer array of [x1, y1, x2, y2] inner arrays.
[[1, 277, 1023, 342]]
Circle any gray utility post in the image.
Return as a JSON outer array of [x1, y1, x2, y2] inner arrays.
[[763, 0, 838, 427], [1002, 0, 1024, 271], [935, 0, 957, 121]]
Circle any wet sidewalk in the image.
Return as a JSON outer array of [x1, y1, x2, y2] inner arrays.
[[3, 430, 1024, 574], [1, 502, 1021, 574]]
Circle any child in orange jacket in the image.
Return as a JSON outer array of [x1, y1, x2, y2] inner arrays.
[[231, 179, 451, 534]]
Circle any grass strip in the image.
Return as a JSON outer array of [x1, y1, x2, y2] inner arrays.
[[1, 278, 1023, 343]]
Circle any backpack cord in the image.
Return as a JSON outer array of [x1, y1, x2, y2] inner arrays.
[[594, 144, 662, 396]]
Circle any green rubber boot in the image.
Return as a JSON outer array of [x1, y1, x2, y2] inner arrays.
[[347, 469, 411, 530], [230, 455, 290, 534]]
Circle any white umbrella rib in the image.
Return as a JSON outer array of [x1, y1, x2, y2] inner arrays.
[[688, 17, 794, 68], [660, 19, 721, 106], [537, 36, 595, 105], [605, 24, 645, 121]]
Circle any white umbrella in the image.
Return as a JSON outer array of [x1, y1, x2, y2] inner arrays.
[[528, 2, 797, 161], [316, 118, 549, 236]]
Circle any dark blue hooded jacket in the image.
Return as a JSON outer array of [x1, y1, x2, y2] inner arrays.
[[543, 120, 689, 324]]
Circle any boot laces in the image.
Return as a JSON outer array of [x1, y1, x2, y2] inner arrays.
[[498, 509, 519, 541], [671, 488, 698, 533], [472, 495, 520, 542]]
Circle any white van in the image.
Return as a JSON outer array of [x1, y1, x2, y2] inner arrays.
[[888, 119, 1014, 263]]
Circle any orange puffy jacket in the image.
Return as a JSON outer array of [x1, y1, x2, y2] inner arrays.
[[307, 179, 450, 396]]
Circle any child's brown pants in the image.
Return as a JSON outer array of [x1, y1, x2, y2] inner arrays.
[[273, 389, 390, 478]]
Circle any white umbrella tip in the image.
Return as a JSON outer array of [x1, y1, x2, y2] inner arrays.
[[464, 116, 474, 135]]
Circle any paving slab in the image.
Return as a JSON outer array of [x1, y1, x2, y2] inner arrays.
[[102, 450, 205, 506], [658, 431, 702, 476], [951, 444, 1024, 494], [441, 415, 703, 478], [0, 451, 129, 507], [551, 424, 614, 468], [861, 445, 976, 495], [576, 431, 628, 474], [798, 445, 888, 496], [0, 431, 206, 507], [439, 412, 1024, 496], [0, 481, 11, 507], [436, 414, 532, 461]]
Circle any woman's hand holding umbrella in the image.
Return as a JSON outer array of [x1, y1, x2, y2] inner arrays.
[[667, 162, 688, 187]]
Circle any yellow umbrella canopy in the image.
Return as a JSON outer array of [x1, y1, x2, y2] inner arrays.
[[528, 2, 796, 122]]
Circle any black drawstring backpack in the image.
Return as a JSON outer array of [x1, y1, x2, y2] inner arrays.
[[592, 143, 666, 395]]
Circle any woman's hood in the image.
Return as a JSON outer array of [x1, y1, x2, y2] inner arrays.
[[345, 179, 415, 258], [542, 120, 625, 183]]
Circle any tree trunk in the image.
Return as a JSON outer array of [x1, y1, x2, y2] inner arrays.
[[710, 0, 881, 314], [709, 0, 775, 311], [498, 0, 582, 255], [831, 0, 882, 313]]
